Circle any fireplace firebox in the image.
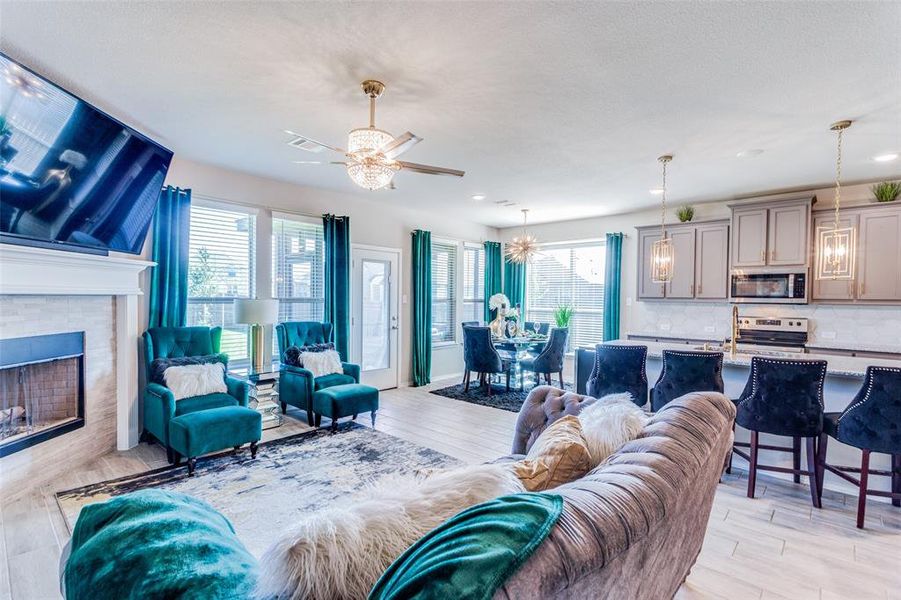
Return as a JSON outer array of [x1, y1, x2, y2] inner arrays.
[[0, 332, 85, 457]]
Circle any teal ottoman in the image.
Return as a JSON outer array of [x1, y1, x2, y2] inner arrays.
[[168, 406, 262, 475], [312, 383, 379, 432]]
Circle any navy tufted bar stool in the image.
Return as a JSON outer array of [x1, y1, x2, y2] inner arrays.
[[817, 366, 901, 528], [650, 350, 724, 412], [586, 344, 648, 408], [732, 357, 828, 508]]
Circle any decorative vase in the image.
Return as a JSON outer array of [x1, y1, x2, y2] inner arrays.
[[489, 307, 507, 338]]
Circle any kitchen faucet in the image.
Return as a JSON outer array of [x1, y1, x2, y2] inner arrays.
[[723, 305, 739, 357]]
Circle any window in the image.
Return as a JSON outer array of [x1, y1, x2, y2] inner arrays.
[[462, 244, 485, 323], [526, 242, 606, 349], [431, 240, 457, 344], [187, 204, 256, 364], [272, 214, 325, 324]]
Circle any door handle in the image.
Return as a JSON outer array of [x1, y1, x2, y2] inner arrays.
[[760, 249, 766, 263]]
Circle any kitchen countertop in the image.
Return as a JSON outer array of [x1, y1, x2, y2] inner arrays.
[[605, 339, 901, 379], [626, 332, 901, 357]]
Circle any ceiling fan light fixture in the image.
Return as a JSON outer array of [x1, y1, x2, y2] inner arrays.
[[347, 127, 395, 157], [346, 157, 400, 191]]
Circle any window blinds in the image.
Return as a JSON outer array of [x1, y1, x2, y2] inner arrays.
[[431, 240, 457, 343], [271, 214, 326, 324], [462, 244, 486, 323]]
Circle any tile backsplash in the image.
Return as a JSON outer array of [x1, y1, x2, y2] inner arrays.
[[629, 301, 901, 350]]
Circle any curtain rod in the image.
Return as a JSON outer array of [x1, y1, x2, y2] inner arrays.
[[182, 190, 326, 221]]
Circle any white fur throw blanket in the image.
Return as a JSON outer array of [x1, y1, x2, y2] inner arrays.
[[255, 463, 525, 600], [578, 393, 649, 467]]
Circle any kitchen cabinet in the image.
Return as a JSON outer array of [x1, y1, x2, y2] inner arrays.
[[730, 198, 812, 269], [636, 220, 729, 301], [857, 208, 901, 301], [811, 204, 901, 304], [695, 223, 730, 298], [637, 228, 665, 299]]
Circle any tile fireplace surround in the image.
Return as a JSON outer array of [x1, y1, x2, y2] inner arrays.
[[0, 244, 153, 497]]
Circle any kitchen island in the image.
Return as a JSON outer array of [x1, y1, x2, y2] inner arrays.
[[575, 339, 901, 497]]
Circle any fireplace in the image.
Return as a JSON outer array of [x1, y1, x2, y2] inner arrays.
[[0, 332, 85, 457]]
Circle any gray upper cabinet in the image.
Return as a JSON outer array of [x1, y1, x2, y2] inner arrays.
[[637, 228, 665, 299], [665, 228, 696, 299], [637, 220, 728, 301], [857, 208, 901, 301], [695, 223, 730, 299], [731, 207, 768, 267], [811, 212, 858, 301], [730, 198, 812, 269], [768, 203, 809, 266]]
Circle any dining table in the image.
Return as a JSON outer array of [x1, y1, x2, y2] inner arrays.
[[491, 335, 548, 390]]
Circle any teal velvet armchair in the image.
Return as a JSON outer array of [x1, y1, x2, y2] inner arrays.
[[276, 322, 360, 424], [142, 326, 249, 462]]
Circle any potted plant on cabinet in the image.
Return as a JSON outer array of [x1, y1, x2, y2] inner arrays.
[[872, 181, 901, 203]]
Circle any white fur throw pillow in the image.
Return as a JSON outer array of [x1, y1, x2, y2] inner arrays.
[[300, 349, 343, 378], [255, 463, 525, 600], [163, 362, 227, 401], [578, 393, 648, 467]]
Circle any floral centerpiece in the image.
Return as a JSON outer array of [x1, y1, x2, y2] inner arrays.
[[488, 293, 510, 337]]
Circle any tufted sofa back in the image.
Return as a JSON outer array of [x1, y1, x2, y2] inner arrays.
[[276, 322, 333, 360], [143, 327, 222, 378], [496, 390, 735, 599], [511, 386, 598, 454]]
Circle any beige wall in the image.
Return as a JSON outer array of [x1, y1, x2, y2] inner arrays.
[[158, 157, 500, 384], [498, 182, 898, 347]]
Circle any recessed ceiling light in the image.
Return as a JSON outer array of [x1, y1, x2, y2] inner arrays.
[[471, 194, 487, 201], [872, 153, 899, 163], [736, 149, 764, 158], [649, 187, 664, 195]]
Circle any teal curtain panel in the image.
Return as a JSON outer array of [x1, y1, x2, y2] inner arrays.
[[148, 186, 191, 328], [411, 230, 432, 386], [503, 256, 526, 311], [483, 241, 503, 322], [603, 232, 623, 341], [323, 214, 351, 361]]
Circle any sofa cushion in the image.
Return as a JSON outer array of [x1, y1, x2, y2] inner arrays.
[[284, 342, 335, 367], [64, 489, 257, 600], [314, 372, 355, 390], [302, 349, 343, 378], [577, 393, 649, 467], [164, 362, 228, 401], [174, 392, 238, 416], [510, 416, 592, 491], [149, 353, 228, 385]]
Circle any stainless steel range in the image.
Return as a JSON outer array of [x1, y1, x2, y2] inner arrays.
[[735, 315, 809, 353]]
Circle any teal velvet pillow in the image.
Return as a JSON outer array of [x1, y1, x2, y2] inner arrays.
[[64, 489, 258, 600], [369, 493, 563, 600]]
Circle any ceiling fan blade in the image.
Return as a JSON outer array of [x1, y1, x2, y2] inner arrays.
[[284, 129, 345, 154], [381, 131, 422, 158], [292, 160, 347, 166], [397, 161, 465, 177]]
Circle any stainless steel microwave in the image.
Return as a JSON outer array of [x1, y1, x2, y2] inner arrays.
[[730, 271, 808, 304]]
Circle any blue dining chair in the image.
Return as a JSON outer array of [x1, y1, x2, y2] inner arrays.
[[462, 326, 511, 396], [520, 327, 568, 388]]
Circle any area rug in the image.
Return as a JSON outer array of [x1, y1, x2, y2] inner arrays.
[[56, 422, 463, 557], [430, 381, 572, 413]]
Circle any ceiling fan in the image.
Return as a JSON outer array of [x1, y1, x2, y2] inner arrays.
[[285, 79, 464, 191]]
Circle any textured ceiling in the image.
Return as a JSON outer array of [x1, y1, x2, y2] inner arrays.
[[1, 1, 899, 227]]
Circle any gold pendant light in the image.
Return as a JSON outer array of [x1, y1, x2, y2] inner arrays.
[[815, 120, 856, 281], [650, 154, 674, 283], [505, 209, 540, 264]]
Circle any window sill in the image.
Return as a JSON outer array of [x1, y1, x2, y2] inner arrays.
[[431, 341, 460, 349]]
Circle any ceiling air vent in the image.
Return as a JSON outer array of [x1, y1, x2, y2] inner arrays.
[[286, 135, 326, 153]]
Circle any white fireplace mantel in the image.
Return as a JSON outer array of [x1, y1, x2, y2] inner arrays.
[[0, 243, 155, 450]]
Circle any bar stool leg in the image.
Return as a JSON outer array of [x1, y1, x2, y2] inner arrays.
[[805, 436, 821, 509], [747, 431, 759, 499], [816, 433, 828, 499], [726, 421, 735, 475], [792, 437, 802, 484], [892, 454, 900, 508], [857, 450, 870, 529]]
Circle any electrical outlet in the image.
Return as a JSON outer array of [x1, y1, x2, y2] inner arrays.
[[402, 294, 408, 304], [626, 296, 633, 306], [820, 331, 836, 340], [659, 323, 671, 331], [704, 325, 715, 333]]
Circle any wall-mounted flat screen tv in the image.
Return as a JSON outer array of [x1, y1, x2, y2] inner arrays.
[[0, 52, 173, 255]]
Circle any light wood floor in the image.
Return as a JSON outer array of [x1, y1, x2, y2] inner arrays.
[[1, 379, 899, 600]]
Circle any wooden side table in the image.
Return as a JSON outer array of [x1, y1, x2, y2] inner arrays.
[[230, 368, 284, 430]]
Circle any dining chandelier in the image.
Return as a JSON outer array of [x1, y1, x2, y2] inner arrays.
[[650, 154, 674, 283], [815, 120, 856, 281], [505, 209, 540, 264]]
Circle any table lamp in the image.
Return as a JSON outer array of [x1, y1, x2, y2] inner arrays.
[[234, 298, 279, 374]]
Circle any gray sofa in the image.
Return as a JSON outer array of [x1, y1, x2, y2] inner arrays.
[[495, 386, 735, 599]]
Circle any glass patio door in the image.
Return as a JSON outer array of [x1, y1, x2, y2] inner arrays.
[[351, 246, 399, 389]]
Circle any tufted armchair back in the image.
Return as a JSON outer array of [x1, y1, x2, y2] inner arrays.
[[650, 350, 724, 412], [463, 326, 503, 374], [831, 366, 901, 455], [735, 357, 827, 437], [143, 327, 222, 379], [276, 322, 333, 360], [587, 344, 648, 407], [529, 327, 568, 373], [512, 386, 598, 454]]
